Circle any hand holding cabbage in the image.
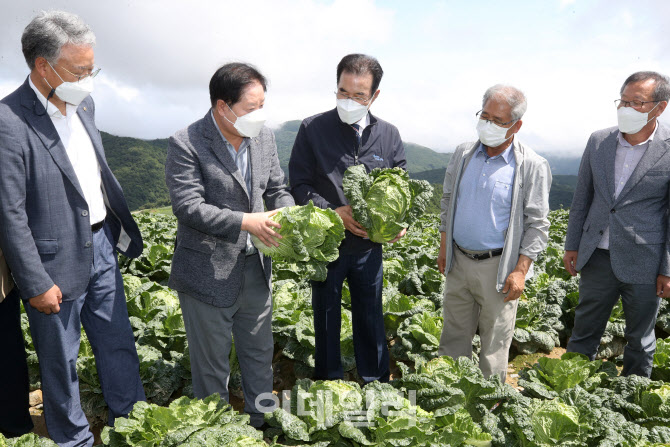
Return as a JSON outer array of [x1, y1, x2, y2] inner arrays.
[[343, 165, 433, 243], [251, 201, 345, 281], [242, 209, 283, 247]]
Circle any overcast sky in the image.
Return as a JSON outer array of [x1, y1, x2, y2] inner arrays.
[[1, 0, 669, 157]]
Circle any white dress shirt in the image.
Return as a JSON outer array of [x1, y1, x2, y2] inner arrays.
[[355, 112, 369, 130], [29, 78, 107, 225], [597, 124, 658, 249]]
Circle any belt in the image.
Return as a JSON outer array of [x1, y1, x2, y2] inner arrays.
[[456, 244, 503, 261], [91, 220, 105, 232]]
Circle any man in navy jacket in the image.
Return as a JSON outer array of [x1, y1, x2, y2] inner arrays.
[[289, 54, 406, 383]]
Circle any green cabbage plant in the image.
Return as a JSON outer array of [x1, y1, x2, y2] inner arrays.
[[343, 165, 433, 243], [652, 338, 670, 382], [251, 201, 345, 281], [518, 352, 619, 399]]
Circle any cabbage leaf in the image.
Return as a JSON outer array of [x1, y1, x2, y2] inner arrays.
[[343, 165, 432, 243], [251, 201, 345, 281]]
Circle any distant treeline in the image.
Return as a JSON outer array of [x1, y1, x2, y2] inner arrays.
[[102, 125, 576, 213]]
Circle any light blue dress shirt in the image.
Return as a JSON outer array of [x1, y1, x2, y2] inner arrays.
[[452, 142, 516, 251], [210, 111, 254, 253]]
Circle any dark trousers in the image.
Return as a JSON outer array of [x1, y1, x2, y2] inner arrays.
[[567, 248, 661, 377], [0, 287, 34, 437], [24, 224, 145, 447], [311, 246, 389, 383]]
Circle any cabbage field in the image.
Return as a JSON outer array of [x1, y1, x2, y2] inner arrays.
[[8, 209, 670, 447]]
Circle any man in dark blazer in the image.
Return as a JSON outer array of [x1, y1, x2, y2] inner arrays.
[[564, 71, 670, 377], [165, 63, 294, 428], [0, 12, 144, 446]]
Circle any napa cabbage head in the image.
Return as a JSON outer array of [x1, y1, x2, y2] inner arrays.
[[298, 380, 363, 430], [640, 383, 670, 418], [531, 400, 583, 445], [343, 165, 432, 243], [251, 201, 344, 281]]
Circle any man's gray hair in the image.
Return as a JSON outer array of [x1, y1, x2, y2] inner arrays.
[[620, 71, 670, 102], [21, 11, 96, 70], [482, 84, 527, 121]]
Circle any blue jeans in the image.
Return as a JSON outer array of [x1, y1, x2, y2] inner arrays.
[[567, 248, 661, 377], [311, 246, 389, 383], [24, 224, 145, 447]]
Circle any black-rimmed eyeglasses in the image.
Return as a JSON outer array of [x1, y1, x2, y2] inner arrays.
[[614, 99, 660, 109]]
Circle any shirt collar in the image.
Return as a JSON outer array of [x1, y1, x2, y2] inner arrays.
[[617, 122, 658, 148], [28, 76, 76, 119], [354, 112, 369, 129], [210, 110, 250, 152], [477, 141, 515, 164]]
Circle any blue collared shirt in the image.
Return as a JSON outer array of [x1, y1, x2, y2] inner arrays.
[[210, 111, 254, 252], [452, 142, 516, 250], [210, 111, 251, 194]]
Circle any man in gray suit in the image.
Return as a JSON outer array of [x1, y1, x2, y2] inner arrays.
[[0, 11, 145, 447], [564, 71, 670, 377], [165, 63, 294, 427]]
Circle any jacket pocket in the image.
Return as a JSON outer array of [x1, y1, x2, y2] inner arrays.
[[646, 170, 670, 176], [635, 231, 664, 245], [179, 230, 216, 253], [34, 239, 58, 254]]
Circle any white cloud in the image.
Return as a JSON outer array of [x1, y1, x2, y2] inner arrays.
[[97, 77, 140, 102], [1, 0, 669, 157]]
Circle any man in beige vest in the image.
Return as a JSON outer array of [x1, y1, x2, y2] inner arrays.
[[0, 247, 34, 437]]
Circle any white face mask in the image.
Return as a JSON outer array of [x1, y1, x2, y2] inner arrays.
[[476, 119, 514, 147], [336, 98, 369, 124], [45, 62, 94, 106], [223, 103, 266, 138], [617, 103, 659, 134]]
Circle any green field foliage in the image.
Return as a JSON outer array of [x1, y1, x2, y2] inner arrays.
[[16, 209, 670, 446]]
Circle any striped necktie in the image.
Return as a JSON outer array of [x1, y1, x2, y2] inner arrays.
[[351, 123, 362, 148]]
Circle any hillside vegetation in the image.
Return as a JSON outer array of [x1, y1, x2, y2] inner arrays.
[[102, 124, 577, 212], [102, 132, 171, 211]]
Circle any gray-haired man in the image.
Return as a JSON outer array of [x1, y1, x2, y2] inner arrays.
[[0, 11, 144, 446], [437, 85, 551, 381], [564, 71, 670, 377]]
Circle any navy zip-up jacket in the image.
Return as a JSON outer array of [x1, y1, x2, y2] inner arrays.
[[289, 108, 406, 253]]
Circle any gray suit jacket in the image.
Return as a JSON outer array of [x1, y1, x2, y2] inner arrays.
[[565, 124, 670, 284], [0, 78, 143, 300], [165, 112, 294, 307]]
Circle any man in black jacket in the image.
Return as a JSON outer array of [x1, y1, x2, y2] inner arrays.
[[289, 54, 406, 383], [0, 251, 33, 438]]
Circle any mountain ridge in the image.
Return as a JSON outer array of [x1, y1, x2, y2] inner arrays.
[[102, 121, 580, 211]]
